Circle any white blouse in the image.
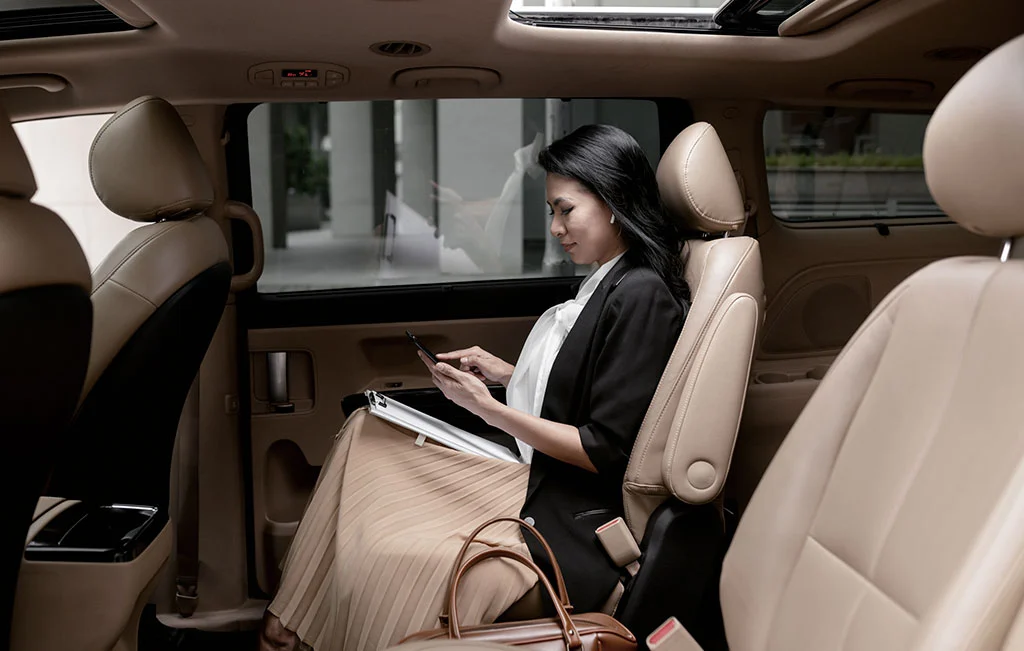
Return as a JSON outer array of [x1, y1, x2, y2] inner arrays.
[[505, 252, 626, 463]]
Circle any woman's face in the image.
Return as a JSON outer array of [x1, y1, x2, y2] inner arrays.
[[546, 173, 626, 266]]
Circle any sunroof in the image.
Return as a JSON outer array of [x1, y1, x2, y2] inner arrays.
[[0, 0, 134, 41], [509, 0, 815, 35]]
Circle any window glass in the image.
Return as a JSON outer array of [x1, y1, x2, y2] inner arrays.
[[0, 0, 133, 40], [247, 99, 660, 293], [514, 0, 720, 7], [763, 109, 943, 222], [14, 114, 141, 269]]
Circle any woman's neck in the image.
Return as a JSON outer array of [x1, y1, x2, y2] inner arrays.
[[596, 246, 628, 267]]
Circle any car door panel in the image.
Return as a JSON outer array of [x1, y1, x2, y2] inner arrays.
[[247, 315, 538, 593]]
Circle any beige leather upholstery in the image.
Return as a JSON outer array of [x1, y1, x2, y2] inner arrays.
[[718, 33, 1024, 651], [89, 96, 214, 223], [0, 104, 89, 295], [82, 97, 229, 397], [84, 217, 228, 396], [0, 200, 91, 295], [396, 34, 1024, 651], [11, 521, 172, 651], [923, 35, 1024, 240], [656, 122, 746, 235], [624, 124, 763, 538]]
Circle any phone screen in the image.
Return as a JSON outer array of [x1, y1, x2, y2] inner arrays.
[[406, 330, 439, 364]]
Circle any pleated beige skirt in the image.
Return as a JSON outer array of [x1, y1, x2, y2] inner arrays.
[[269, 409, 537, 651]]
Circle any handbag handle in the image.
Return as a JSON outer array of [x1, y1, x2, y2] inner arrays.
[[439, 516, 571, 625], [448, 547, 583, 650]]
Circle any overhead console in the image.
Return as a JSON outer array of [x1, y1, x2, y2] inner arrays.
[[247, 61, 350, 89]]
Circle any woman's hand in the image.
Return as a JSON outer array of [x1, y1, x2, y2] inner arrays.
[[419, 351, 499, 418], [435, 346, 515, 387]]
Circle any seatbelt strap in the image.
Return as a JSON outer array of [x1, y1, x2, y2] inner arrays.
[[175, 376, 201, 617], [595, 517, 641, 577]]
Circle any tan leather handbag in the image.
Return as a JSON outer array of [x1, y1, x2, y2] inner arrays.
[[400, 517, 637, 651]]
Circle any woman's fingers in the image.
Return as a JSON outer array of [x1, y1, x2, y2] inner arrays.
[[436, 347, 477, 361], [416, 350, 437, 371]]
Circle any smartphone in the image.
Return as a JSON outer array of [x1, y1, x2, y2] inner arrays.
[[406, 330, 439, 364]]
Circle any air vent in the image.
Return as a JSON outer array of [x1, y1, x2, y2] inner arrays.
[[924, 47, 990, 62], [370, 41, 430, 57]]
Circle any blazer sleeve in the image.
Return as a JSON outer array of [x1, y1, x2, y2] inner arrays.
[[578, 273, 685, 476]]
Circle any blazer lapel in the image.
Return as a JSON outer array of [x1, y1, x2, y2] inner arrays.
[[525, 256, 634, 503]]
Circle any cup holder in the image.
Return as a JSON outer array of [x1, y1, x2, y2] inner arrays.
[[756, 372, 794, 384], [806, 365, 830, 381], [756, 365, 832, 385]]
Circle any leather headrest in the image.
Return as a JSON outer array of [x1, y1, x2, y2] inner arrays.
[[657, 122, 745, 234], [90, 96, 213, 223], [0, 103, 36, 200], [924, 34, 1024, 239]]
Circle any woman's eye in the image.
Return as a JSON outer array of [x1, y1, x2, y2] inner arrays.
[[562, 207, 574, 216]]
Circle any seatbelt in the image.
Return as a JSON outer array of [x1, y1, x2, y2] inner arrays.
[[595, 517, 641, 577], [648, 617, 704, 651], [175, 376, 201, 617]]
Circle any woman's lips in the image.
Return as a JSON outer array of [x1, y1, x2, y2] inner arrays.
[[562, 243, 576, 253]]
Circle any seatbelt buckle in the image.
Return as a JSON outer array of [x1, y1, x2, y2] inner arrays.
[[175, 583, 198, 618], [647, 617, 703, 651], [595, 517, 641, 575]]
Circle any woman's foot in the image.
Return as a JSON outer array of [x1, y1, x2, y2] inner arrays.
[[259, 611, 301, 651]]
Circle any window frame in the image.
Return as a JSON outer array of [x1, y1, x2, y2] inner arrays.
[[761, 105, 953, 230], [224, 97, 694, 326]]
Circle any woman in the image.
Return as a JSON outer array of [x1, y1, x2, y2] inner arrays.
[[261, 124, 689, 651]]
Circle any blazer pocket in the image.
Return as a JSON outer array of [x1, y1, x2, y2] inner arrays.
[[573, 508, 614, 521]]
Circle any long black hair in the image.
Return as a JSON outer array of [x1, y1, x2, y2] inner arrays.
[[538, 124, 690, 304]]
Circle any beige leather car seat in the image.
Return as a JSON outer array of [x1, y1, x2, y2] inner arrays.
[[45, 96, 231, 511], [396, 30, 1024, 651], [503, 123, 763, 644], [609, 121, 763, 639], [0, 104, 92, 651], [627, 121, 763, 534]]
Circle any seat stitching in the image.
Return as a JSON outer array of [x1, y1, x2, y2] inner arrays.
[[762, 286, 906, 647], [681, 124, 738, 227], [91, 220, 187, 294], [110, 278, 157, 308], [629, 239, 754, 476], [626, 239, 755, 529], [663, 293, 758, 499], [838, 586, 870, 651], [865, 262, 1003, 582], [808, 535, 917, 621]]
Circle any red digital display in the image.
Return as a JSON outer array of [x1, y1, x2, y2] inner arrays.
[[282, 68, 318, 78]]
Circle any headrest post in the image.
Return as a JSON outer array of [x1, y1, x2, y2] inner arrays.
[[1000, 238, 1013, 263]]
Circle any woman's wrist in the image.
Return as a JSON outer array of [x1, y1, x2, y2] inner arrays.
[[499, 364, 514, 387], [480, 399, 512, 430]]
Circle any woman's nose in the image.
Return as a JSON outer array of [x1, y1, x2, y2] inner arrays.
[[550, 215, 565, 238]]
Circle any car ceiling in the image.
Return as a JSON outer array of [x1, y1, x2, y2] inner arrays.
[[0, 0, 1021, 119]]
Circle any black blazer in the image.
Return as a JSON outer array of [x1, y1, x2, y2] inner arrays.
[[520, 256, 686, 613]]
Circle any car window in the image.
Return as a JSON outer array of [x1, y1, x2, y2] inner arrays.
[[14, 113, 141, 269], [246, 99, 661, 293], [763, 108, 944, 223]]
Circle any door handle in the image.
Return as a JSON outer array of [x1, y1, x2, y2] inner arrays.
[[267, 352, 295, 413]]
